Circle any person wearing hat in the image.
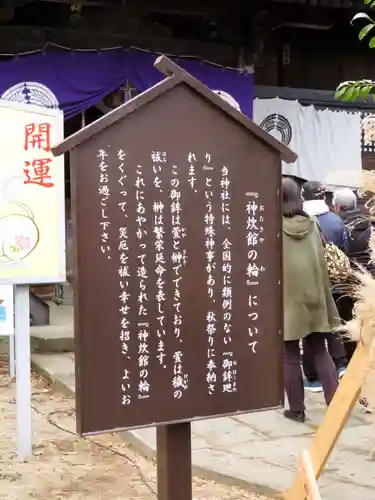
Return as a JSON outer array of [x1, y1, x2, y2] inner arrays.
[[301, 180, 349, 392], [302, 181, 348, 252]]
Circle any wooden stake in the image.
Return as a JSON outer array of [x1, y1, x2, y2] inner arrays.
[[298, 451, 321, 500], [285, 342, 370, 500]]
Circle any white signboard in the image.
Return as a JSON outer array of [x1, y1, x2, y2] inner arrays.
[[0, 100, 65, 285], [0, 285, 14, 336]]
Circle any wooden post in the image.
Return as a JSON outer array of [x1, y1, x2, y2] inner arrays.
[[285, 342, 370, 500], [157, 422, 192, 500]]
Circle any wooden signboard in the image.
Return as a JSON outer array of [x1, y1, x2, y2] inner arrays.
[[52, 56, 296, 499]]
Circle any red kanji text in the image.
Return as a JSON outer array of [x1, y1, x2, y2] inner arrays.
[[24, 123, 51, 152], [24, 158, 54, 188]]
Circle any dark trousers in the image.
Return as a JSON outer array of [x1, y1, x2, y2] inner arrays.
[[343, 340, 357, 360], [285, 332, 338, 412], [302, 333, 347, 382], [335, 294, 357, 362]]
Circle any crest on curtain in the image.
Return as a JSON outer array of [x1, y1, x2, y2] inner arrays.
[[2, 82, 59, 109]]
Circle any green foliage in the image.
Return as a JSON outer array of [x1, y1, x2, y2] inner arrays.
[[335, 6, 375, 101], [334, 80, 375, 101], [351, 12, 375, 45]]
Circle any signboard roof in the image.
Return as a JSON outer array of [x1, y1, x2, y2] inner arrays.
[[52, 56, 296, 164]]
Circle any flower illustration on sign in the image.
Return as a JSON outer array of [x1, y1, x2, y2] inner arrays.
[[0, 178, 39, 264], [10, 235, 32, 255]]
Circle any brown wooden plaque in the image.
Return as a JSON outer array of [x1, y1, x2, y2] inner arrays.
[[63, 62, 286, 435]]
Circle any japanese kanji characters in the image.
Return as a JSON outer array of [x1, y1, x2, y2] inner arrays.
[[23, 122, 54, 187]]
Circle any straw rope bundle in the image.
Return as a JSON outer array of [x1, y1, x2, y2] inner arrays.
[[343, 170, 375, 411]]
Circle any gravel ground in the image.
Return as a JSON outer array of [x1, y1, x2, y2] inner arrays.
[[0, 362, 270, 500]]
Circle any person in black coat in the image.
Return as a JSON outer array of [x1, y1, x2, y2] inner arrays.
[[332, 188, 373, 361], [334, 189, 372, 261]]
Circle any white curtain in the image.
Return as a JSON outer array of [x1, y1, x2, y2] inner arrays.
[[253, 98, 362, 188]]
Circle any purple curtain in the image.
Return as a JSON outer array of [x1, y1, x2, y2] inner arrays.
[[0, 48, 253, 120]]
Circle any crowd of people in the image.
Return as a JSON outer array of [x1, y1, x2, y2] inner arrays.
[[282, 178, 373, 423]]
